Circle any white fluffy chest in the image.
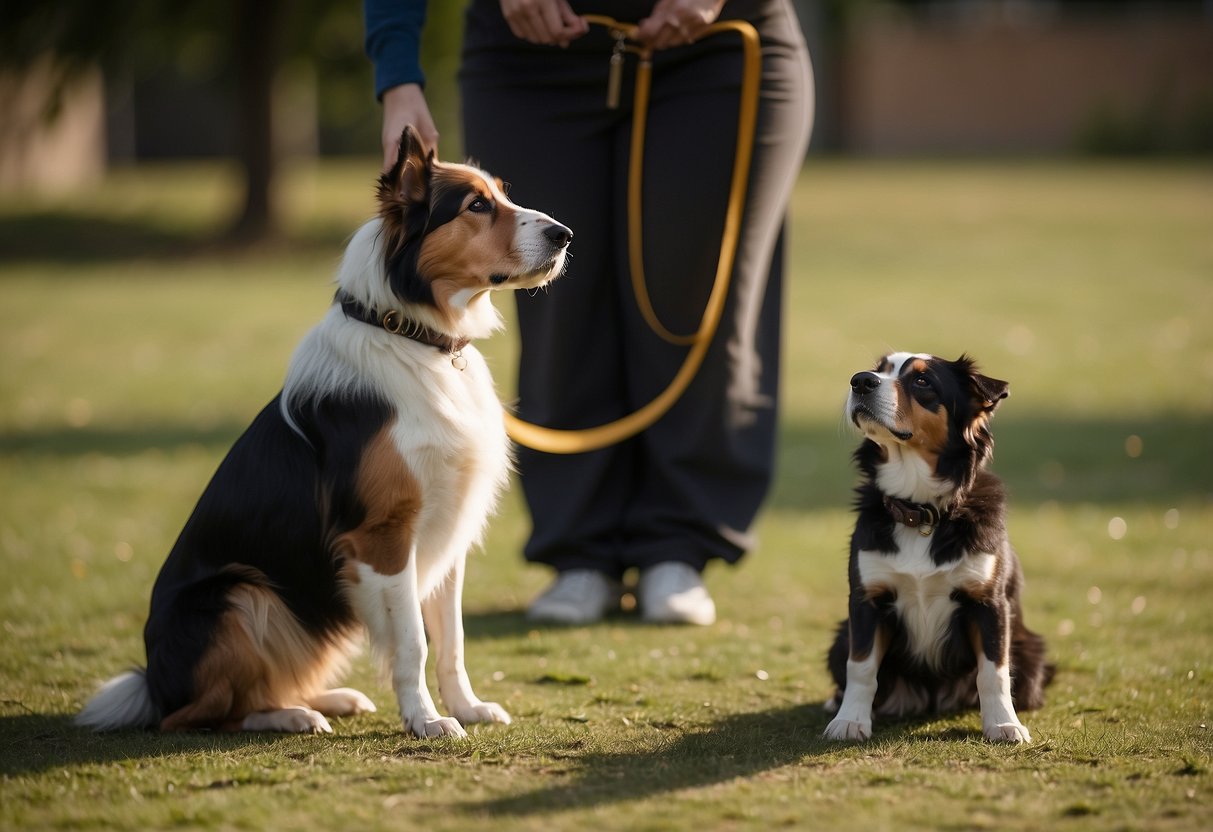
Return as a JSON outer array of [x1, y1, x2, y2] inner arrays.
[[283, 315, 511, 596], [858, 528, 997, 667], [384, 347, 510, 596], [875, 450, 953, 504]]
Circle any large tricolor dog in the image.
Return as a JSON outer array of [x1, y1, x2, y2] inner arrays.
[[78, 126, 572, 737], [824, 352, 1051, 743]]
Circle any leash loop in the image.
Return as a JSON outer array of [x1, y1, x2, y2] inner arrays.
[[503, 15, 762, 454]]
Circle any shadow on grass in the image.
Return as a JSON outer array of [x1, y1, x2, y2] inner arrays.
[[463, 610, 538, 641], [0, 211, 355, 265], [466, 702, 833, 817], [461, 707, 1034, 817], [3, 413, 1208, 508], [0, 712, 285, 778], [0, 423, 244, 457], [0, 213, 203, 264]]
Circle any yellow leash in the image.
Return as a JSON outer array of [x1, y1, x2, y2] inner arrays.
[[503, 16, 762, 454]]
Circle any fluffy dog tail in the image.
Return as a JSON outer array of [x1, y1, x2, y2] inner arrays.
[[76, 669, 159, 731]]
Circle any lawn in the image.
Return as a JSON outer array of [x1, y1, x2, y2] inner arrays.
[[1, 159, 1211, 831]]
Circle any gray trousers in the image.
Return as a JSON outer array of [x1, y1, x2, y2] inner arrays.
[[460, 0, 813, 577]]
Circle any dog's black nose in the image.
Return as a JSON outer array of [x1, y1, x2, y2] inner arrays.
[[544, 223, 572, 248], [850, 372, 881, 394]]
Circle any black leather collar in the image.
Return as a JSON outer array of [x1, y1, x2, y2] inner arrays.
[[883, 495, 944, 536], [339, 296, 470, 356]]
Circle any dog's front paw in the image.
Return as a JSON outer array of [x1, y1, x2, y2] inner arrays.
[[823, 717, 871, 742], [407, 714, 468, 739], [453, 701, 512, 727], [984, 721, 1031, 743]]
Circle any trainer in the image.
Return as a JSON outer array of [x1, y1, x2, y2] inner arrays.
[[366, 0, 813, 625]]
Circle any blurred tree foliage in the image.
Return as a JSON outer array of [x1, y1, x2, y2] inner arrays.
[[0, 0, 465, 240]]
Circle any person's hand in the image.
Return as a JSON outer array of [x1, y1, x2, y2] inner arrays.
[[381, 83, 439, 170], [635, 0, 726, 50], [500, 0, 589, 47]]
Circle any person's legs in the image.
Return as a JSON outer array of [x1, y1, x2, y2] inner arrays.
[[458, 0, 812, 623], [460, 17, 637, 612]]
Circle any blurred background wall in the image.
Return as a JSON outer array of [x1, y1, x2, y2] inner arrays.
[[843, 3, 1213, 155], [1, 1, 1210, 230]]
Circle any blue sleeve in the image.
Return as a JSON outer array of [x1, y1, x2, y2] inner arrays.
[[364, 0, 428, 100]]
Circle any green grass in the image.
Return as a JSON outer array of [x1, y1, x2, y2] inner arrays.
[[2, 159, 1211, 831]]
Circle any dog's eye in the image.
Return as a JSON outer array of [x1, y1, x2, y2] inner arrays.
[[914, 375, 931, 388], [467, 197, 492, 214]]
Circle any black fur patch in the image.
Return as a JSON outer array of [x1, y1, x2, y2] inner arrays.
[[143, 392, 389, 718]]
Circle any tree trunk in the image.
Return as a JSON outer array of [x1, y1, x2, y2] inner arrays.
[[231, 0, 280, 241]]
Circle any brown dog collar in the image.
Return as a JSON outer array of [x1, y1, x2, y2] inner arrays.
[[883, 495, 943, 536], [338, 296, 470, 359]]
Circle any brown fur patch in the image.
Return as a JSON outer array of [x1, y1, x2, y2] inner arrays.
[[378, 128, 431, 219], [331, 425, 421, 577], [961, 551, 1005, 604], [377, 151, 528, 331], [862, 584, 892, 603], [963, 411, 993, 451], [415, 176, 522, 323], [160, 584, 355, 731], [900, 362, 950, 463]]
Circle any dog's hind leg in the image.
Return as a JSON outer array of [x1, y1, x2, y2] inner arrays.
[[306, 688, 377, 717], [242, 707, 332, 733], [421, 556, 510, 728], [161, 583, 354, 733], [159, 681, 237, 732]]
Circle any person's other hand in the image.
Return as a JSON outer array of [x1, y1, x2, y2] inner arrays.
[[381, 83, 439, 170], [500, 0, 589, 47], [635, 0, 725, 50]]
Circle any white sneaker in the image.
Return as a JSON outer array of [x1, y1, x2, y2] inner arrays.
[[526, 569, 621, 624], [638, 562, 716, 626]]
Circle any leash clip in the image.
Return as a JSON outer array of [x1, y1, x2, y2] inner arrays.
[[605, 28, 651, 109], [606, 31, 626, 109]]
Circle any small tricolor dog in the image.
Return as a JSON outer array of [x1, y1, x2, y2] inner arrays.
[[824, 352, 1052, 743], [77, 126, 572, 737]]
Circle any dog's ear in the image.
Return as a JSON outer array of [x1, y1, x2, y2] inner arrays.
[[972, 373, 1009, 413], [954, 354, 1008, 413], [378, 125, 433, 209]]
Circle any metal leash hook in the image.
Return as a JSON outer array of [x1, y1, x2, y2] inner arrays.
[[606, 31, 625, 108], [604, 27, 650, 110]]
